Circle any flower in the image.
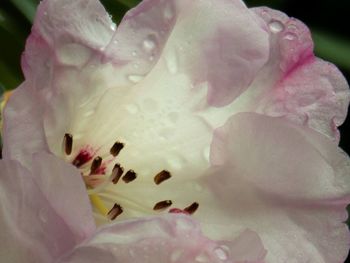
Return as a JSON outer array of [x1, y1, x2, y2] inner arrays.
[[0, 155, 267, 262], [1, 0, 350, 262]]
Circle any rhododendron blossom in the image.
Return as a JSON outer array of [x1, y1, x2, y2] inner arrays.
[[1, 0, 350, 262]]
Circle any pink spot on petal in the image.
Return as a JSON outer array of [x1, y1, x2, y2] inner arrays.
[[169, 208, 190, 215], [72, 148, 94, 168]]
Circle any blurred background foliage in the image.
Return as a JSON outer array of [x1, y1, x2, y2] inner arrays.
[[0, 0, 349, 145]]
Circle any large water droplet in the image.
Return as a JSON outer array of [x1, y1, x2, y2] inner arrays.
[[128, 74, 143, 83], [214, 246, 229, 260], [143, 37, 157, 52], [269, 20, 284, 33]]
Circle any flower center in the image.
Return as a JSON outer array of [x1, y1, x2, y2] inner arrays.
[[62, 133, 199, 223]]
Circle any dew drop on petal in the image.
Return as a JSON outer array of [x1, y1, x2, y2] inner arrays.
[[166, 51, 178, 74], [203, 146, 210, 162], [143, 37, 157, 52], [167, 155, 185, 170], [110, 23, 116, 31], [128, 74, 143, 83], [269, 20, 284, 33], [214, 246, 229, 260], [284, 32, 297, 41]]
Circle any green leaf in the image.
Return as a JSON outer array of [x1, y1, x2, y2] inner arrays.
[[115, 0, 140, 9], [9, 0, 38, 23], [312, 30, 350, 71]]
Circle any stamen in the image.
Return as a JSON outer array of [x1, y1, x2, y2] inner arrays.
[[122, 170, 137, 183], [110, 142, 124, 157], [154, 170, 171, 185], [90, 156, 102, 174], [184, 202, 199, 214], [153, 200, 172, 211], [112, 163, 124, 184], [107, 203, 123, 220], [72, 150, 94, 168], [63, 133, 73, 155]]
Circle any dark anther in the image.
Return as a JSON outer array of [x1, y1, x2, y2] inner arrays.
[[107, 203, 123, 220], [122, 170, 137, 183], [154, 170, 171, 185], [153, 200, 172, 211], [110, 142, 124, 157], [112, 163, 124, 184], [184, 202, 199, 215], [90, 156, 102, 174], [63, 133, 73, 155]]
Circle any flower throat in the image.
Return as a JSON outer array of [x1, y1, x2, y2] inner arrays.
[[62, 133, 199, 221]]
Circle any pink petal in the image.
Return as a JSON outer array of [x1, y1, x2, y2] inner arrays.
[[23, 0, 115, 84], [207, 112, 350, 262], [58, 215, 266, 263], [31, 152, 96, 241], [250, 7, 350, 140], [2, 84, 49, 166], [107, 0, 269, 105], [0, 159, 78, 262]]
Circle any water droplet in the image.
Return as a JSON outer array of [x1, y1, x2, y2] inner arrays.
[[167, 155, 185, 170], [39, 208, 48, 223], [132, 51, 138, 57], [125, 104, 139, 114], [269, 20, 284, 33], [110, 23, 116, 31], [166, 51, 178, 74], [128, 74, 143, 83], [214, 246, 229, 260], [84, 110, 95, 117], [113, 39, 119, 45], [149, 55, 155, 61], [203, 146, 210, 162], [143, 38, 156, 52], [284, 33, 297, 41]]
